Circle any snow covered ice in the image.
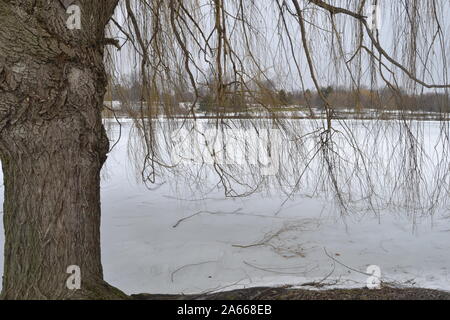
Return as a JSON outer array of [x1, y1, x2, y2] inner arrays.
[[0, 119, 449, 295]]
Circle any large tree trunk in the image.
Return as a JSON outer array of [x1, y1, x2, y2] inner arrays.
[[0, 1, 125, 299]]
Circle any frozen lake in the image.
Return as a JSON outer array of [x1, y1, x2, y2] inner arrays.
[[0, 118, 449, 294]]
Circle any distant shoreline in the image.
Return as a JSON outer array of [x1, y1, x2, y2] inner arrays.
[[101, 113, 450, 121]]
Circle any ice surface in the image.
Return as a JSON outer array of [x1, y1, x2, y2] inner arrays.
[[0, 119, 449, 295]]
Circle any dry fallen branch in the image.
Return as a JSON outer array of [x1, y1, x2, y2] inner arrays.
[[172, 208, 243, 228], [243, 261, 318, 275], [171, 260, 218, 283]]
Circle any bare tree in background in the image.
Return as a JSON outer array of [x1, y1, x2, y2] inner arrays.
[[0, 0, 449, 299]]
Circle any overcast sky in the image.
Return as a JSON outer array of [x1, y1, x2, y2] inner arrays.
[[110, 0, 450, 93]]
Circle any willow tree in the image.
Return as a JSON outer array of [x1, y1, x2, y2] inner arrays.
[[0, 0, 449, 299], [0, 0, 123, 300]]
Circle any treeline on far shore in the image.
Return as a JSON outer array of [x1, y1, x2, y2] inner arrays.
[[106, 80, 449, 116]]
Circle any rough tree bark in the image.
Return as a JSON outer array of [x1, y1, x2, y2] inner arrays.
[[0, 0, 125, 299]]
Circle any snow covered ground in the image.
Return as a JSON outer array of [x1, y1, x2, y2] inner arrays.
[[0, 119, 449, 295]]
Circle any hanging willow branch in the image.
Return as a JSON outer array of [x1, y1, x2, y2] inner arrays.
[[104, 0, 450, 217]]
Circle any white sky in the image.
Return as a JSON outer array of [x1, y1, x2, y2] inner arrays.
[[109, 0, 450, 93]]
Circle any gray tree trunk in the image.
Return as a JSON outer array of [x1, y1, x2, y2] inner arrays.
[[0, 0, 125, 299]]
